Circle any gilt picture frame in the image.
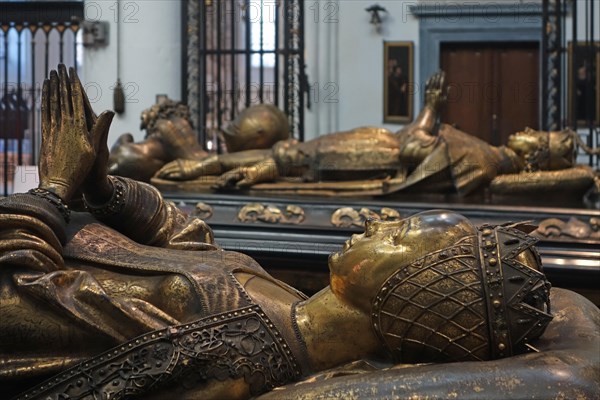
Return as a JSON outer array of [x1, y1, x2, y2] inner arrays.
[[384, 41, 414, 123]]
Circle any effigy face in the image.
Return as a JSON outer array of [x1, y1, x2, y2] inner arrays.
[[507, 127, 576, 171], [330, 210, 553, 363], [328, 211, 476, 313]]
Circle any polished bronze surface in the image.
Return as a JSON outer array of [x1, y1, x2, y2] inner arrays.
[[108, 97, 207, 182], [193, 202, 214, 220], [1, 65, 597, 399], [221, 104, 290, 153], [256, 288, 599, 400], [489, 164, 596, 195], [152, 71, 597, 201]]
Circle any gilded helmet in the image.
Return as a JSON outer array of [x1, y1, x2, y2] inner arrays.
[[370, 219, 553, 363], [222, 104, 290, 152]]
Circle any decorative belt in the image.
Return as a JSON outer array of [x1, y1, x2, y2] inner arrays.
[[15, 304, 302, 400]]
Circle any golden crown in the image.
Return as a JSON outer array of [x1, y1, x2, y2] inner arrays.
[[478, 223, 552, 358]]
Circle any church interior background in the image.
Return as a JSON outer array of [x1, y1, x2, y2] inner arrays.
[[0, 0, 600, 303], [0, 1, 599, 398]]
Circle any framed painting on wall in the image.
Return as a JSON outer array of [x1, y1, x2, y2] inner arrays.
[[384, 41, 414, 123], [568, 41, 599, 127]]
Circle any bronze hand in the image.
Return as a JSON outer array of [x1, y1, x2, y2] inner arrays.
[[424, 70, 447, 112], [156, 156, 222, 181], [39, 65, 109, 203], [78, 74, 116, 205], [213, 158, 280, 189]]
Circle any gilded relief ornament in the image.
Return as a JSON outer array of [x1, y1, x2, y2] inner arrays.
[[331, 207, 401, 228], [193, 202, 214, 220], [238, 203, 305, 225], [534, 217, 600, 240]]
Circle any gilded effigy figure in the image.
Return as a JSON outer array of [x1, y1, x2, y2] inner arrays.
[[154, 72, 597, 199], [489, 127, 599, 196], [107, 98, 207, 182], [386, 74, 597, 197], [107, 100, 289, 183], [1, 65, 599, 399]]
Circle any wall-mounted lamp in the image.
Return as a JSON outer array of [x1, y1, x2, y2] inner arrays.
[[366, 4, 388, 34]]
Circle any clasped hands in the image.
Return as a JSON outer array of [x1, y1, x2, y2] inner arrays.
[[39, 64, 115, 206]]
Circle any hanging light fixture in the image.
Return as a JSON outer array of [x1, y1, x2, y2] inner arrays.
[[365, 4, 388, 34]]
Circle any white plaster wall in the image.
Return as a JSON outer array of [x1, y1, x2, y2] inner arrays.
[[304, 0, 341, 139], [304, 0, 421, 137], [82, 0, 182, 146], [336, 0, 420, 133]]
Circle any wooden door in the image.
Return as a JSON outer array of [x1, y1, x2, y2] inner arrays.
[[440, 42, 539, 146]]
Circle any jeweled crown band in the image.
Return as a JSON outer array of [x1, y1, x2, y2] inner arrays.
[[477, 224, 552, 359]]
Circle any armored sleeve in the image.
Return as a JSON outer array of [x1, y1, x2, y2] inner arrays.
[[86, 176, 217, 250], [0, 193, 67, 272]]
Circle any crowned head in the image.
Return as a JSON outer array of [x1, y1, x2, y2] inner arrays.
[[329, 210, 552, 363], [507, 127, 575, 170]]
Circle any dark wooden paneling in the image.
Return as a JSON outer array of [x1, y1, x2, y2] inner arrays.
[[441, 42, 539, 146], [495, 44, 540, 145], [441, 44, 492, 141]]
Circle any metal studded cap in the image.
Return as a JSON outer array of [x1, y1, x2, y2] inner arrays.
[[371, 225, 552, 363]]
